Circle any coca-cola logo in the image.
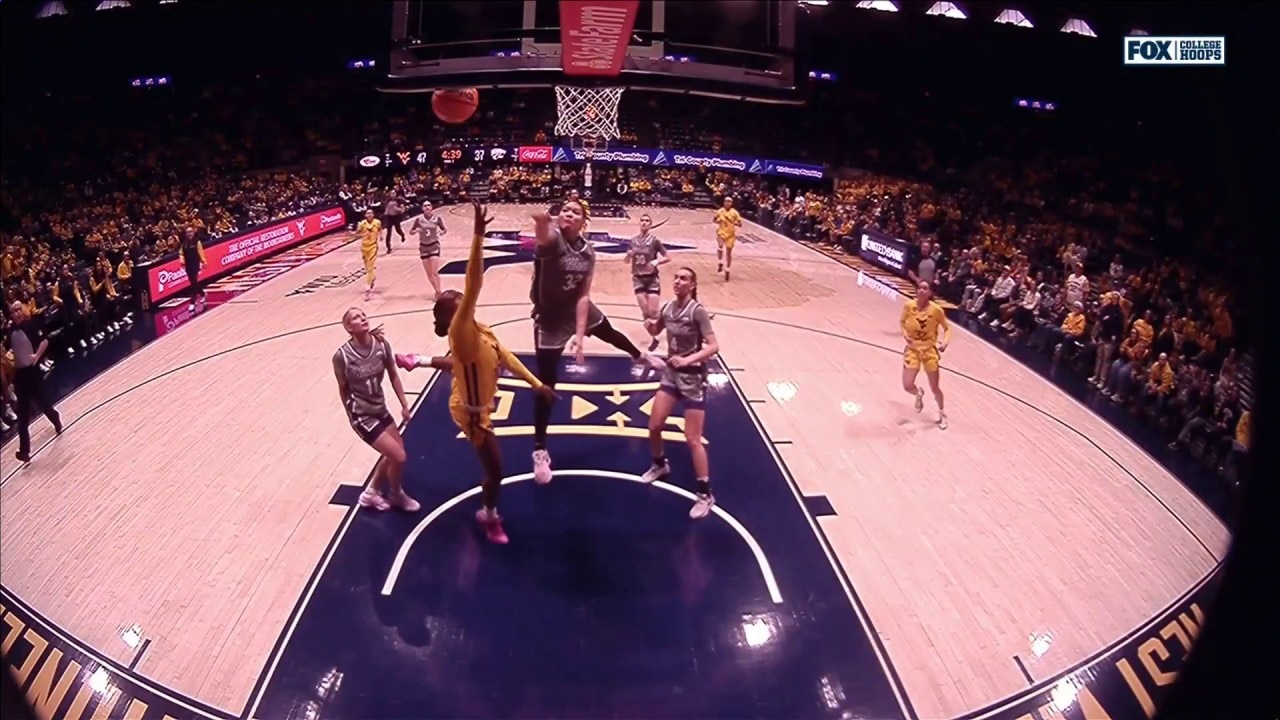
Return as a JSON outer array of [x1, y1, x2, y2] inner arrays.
[[319, 212, 343, 229], [518, 146, 553, 163]]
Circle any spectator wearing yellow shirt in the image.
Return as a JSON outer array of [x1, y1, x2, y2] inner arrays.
[[1103, 328, 1149, 403], [1140, 352, 1175, 414], [1131, 310, 1156, 351], [1051, 301, 1089, 361]]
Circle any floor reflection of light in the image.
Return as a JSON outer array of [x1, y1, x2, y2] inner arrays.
[[316, 668, 344, 701], [88, 667, 111, 694], [740, 614, 779, 648], [1049, 678, 1079, 713], [819, 674, 847, 710], [120, 624, 142, 649], [1030, 632, 1053, 658], [840, 400, 861, 416], [766, 381, 797, 403], [706, 372, 729, 388]]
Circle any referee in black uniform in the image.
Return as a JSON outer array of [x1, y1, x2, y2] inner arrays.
[[7, 301, 63, 463]]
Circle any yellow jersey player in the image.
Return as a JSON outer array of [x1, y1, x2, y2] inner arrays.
[[356, 209, 383, 300], [713, 196, 741, 281], [396, 201, 557, 544], [900, 280, 952, 429]]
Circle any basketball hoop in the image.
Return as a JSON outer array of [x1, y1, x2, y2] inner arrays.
[[555, 86, 624, 149]]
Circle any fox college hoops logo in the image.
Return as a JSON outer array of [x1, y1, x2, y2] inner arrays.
[[1124, 36, 1225, 65]]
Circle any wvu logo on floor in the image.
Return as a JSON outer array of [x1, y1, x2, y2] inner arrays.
[[247, 354, 911, 719], [1124, 36, 1225, 66]]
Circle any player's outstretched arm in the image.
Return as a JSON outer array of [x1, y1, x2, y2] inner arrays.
[[532, 210, 556, 246], [453, 200, 492, 330]]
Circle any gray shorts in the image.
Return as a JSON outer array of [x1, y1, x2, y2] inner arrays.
[[534, 304, 605, 350], [632, 273, 661, 295], [419, 242, 440, 259], [659, 365, 707, 407]]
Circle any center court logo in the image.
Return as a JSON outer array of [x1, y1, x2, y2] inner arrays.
[[1124, 36, 1225, 65]]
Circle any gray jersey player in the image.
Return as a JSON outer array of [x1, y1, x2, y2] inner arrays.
[[527, 200, 658, 486], [625, 213, 670, 351], [639, 266, 720, 520]]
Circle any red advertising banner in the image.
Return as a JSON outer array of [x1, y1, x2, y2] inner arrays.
[[559, 0, 640, 77], [517, 145, 555, 163], [147, 207, 346, 304]]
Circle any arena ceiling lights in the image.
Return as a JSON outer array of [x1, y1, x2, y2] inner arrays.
[[993, 8, 1033, 28], [94, 0, 131, 10], [35, 1, 67, 18], [925, 2, 967, 20], [854, 1, 899, 12], [1060, 18, 1097, 38]]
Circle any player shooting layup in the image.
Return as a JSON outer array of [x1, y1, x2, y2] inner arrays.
[[527, 199, 661, 485]]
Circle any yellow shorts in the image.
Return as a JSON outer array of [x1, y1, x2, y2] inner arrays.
[[451, 400, 493, 447], [718, 235, 736, 250], [903, 346, 940, 373]]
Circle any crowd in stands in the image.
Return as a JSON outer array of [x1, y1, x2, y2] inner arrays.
[[1, 79, 349, 431], [725, 106, 1253, 489], [0, 77, 1255, 492]]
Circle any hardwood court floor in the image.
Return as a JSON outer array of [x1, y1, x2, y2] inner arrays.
[[0, 205, 1230, 719]]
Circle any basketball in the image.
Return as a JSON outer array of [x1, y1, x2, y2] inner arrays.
[[432, 88, 479, 124]]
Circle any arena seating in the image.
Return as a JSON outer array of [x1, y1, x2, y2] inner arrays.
[[0, 79, 1252, 491]]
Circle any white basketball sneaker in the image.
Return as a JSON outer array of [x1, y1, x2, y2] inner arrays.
[[689, 493, 715, 520], [532, 449, 553, 485], [358, 488, 390, 511], [641, 460, 671, 484]]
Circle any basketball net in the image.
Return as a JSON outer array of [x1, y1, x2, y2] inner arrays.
[[555, 86, 623, 145], [555, 86, 622, 194]]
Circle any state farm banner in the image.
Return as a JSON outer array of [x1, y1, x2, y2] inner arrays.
[[147, 206, 347, 303], [542, 145, 827, 179], [559, 0, 640, 76]]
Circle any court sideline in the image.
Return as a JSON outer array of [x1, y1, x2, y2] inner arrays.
[[0, 206, 1229, 719]]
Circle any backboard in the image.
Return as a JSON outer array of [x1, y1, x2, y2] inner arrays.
[[383, 0, 800, 104]]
